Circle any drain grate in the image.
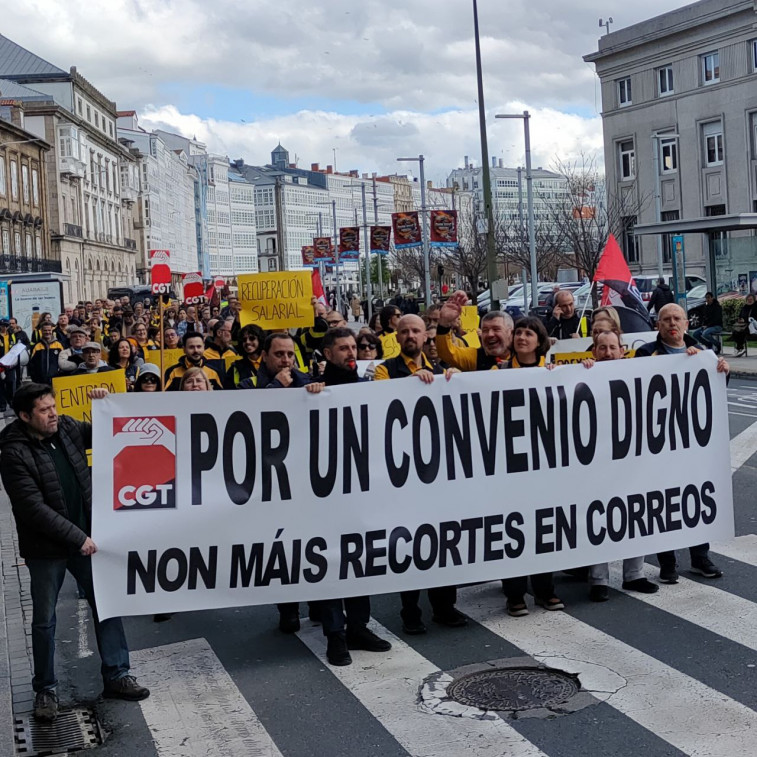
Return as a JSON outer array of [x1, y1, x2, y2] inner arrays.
[[446, 666, 580, 712], [14, 707, 103, 756]]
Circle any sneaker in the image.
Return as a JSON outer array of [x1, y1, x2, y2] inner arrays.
[[103, 675, 150, 701], [506, 600, 529, 617], [278, 610, 301, 634], [622, 578, 659, 594], [401, 619, 427, 635], [33, 689, 58, 722], [346, 626, 392, 652], [690, 557, 723, 579], [589, 585, 610, 602], [659, 565, 679, 584], [431, 608, 468, 628], [535, 596, 565, 611], [326, 633, 352, 666]]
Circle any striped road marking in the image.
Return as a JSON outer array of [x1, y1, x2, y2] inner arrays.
[[457, 583, 757, 757], [131, 638, 282, 757], [609, 563, 757, 652], [730, 420, 757, 471], [297, 620, 548, 757]]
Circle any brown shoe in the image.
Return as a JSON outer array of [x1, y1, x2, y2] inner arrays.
[[103, 675, 150, 701]]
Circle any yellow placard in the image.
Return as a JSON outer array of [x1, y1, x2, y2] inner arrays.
[[53, 369, 127, 424], [380, 331, 401, 359], [238, 272, 314, 330], [460, 306, 479, 333], [462, 330, 481, 349], [225, 353, 238, 372], [552, 349, 636, 366], [160, 349, 185, 371]]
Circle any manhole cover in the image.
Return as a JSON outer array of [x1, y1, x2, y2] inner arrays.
[[14, 707, 103, 756], [446, 667, 579, 712]]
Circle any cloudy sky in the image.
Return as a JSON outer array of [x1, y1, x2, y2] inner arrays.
[[4, 0, 693, 182]]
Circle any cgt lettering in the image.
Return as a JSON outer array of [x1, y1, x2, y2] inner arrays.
[[117, 484, 174, 510]]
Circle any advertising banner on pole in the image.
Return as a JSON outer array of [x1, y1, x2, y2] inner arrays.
[[313, 237, 335, 264], [391, 212, 422, 249], [429, 210, 458, 248], [237, 271, 314, 329], [149, 249, 171, 296], [301, 246, 317, 268], [91, 353, 733, 619], [339, 227, 360, 261], [370, 226, 392, 256]]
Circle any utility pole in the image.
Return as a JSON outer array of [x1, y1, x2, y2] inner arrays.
[[274, 176, 286, 271], [473, 0, 499, 309], [372, 177, 384, 300]]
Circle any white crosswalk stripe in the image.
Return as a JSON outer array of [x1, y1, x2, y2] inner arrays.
[[455, 582, 757, 757], [711, 533, 757, 565], [297, 620, 548, 757]]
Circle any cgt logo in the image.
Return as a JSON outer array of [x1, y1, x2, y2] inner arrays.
[[113, 417, 177, 511]]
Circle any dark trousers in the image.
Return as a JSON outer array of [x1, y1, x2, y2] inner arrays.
[[317, 596, 370, 636], [0, 368, 18, 410], [400, 586, 457, 624], [657, 543, 710, 569], [501, 573, 555, 603], [27, 554, 130, 692]]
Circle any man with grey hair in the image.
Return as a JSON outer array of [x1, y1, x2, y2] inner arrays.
[[436, 290, 513, 370]]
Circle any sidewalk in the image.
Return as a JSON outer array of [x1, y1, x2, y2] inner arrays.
[[718, 344, 757, 380], [0, 480, 33, 757]]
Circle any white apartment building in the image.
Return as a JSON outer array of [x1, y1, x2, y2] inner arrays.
[[0, 34, 138, 303], [156, 131, 258, 279], [117, 112, 198, 279]]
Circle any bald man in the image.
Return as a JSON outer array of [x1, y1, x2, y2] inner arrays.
[[635, 302, 729, 584], [374, 314, 457, 382]]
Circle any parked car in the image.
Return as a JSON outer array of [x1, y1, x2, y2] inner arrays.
[[635, 274, 706, 310], [686, 286, 743, 328]]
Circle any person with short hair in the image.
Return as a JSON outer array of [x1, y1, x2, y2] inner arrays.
[[0, 383, 150, 722], [180, 366, 212, 391], [75, 343, 112, 374], [28, 324, 64, 385], [691, 292, 723, 353], [163, 327, 180, 350], [582, 330, 660, 601], [58, 327, 89, 375], [163, 333, 223, 391], [546, 290, 580, 339], [635, 303, 729, 582], [203, 319, 237, 379], [436, 291, 513, 371]]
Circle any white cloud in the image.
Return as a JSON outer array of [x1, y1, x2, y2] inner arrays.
[[139, 102, 604, 182], [2, 0, 690, 175]]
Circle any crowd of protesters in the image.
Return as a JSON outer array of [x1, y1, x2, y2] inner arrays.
[[0, 285, 733, 723]]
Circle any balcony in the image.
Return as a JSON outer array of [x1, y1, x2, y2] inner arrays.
[[63, 223, 83, 238], [0, 256, 62, 274], [124, 237, 137, 251], [59, 156, 86, 179]]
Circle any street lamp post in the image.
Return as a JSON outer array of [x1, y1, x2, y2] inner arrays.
[[496, 111, 538, 310], [317, 199, 341, 314], [344, 182, 373, 322], [397, 155, 430, 306]]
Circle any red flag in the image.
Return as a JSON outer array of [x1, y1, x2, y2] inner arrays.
[[593, 234, 652, 331], [311, 269, 327, 307]]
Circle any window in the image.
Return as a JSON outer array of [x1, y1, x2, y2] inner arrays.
[[10, 161, 18, 200], [660, 137, 678, 172], [58, 125, 80, 160], [622, 217, 639, 263], [753, 40, 757, 72], [25, 234, 33, 259], [703, 121, 724, 166], [32, 169, 39, 206], [94, 112, 99, 128], [1, 228, 8, 253], [21, 165, 29, 204], [86, 105, 91, 121], [0, 158, 5, 195], [109, 122, 113, 137], [617, 77, 632, 106], [618, 140, 635, 180], [658, 65, 674, 96], [35, 235, 42, 259], [14, 232, 21, 254], [77, 98, 82, 115], [702, 52, 719, 85]]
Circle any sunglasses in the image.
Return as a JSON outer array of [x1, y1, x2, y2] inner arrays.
[[142, 375, 158, 383], [358, 343, 377, 350]]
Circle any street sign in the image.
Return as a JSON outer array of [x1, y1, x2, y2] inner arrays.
[[671, 234, 687, 308]]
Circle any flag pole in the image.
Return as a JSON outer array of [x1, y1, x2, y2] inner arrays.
[[578, 281, 595, 333], [159, 295, 165, 391]]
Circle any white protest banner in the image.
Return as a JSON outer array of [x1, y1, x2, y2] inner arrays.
[[91, 352, 733, 620]]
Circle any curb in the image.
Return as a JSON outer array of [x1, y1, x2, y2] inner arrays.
[[0, 494, 16, 757]]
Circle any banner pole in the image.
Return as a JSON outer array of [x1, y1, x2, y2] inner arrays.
[[578, 281, 594, 333], [159, 296, 165, 391]]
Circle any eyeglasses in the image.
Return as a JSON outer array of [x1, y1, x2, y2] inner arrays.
[[357, 343, 377, 350], [327, 320, 343, 326], [242, 336, 258, 342]]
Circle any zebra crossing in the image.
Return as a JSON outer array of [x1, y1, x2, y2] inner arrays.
[[109, 532, 757, 757]]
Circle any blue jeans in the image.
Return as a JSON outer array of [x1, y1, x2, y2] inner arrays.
[[26, 554, 130, 692], [692, 326, 722, 351]]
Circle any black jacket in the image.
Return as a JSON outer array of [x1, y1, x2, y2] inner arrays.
[[648, 283, 675, 313], [634, 332, 701, 357], [702, 300, 723, 328], [240, 362, 312, 389], [0, 416, 91, 559], [546, 313, 580, 339], [322, 362, 368, 386]]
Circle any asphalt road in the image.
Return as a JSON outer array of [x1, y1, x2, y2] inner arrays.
[[7, 380, 757, 757]]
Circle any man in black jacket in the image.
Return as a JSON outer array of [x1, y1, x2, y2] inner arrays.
[[314, 328, 392, 666], [546, 290, 580, 339], [691, 292, 723, 353], [635, 303, 729, 583], [0, 384, 149, 722], [647, 278, 675, 314]]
